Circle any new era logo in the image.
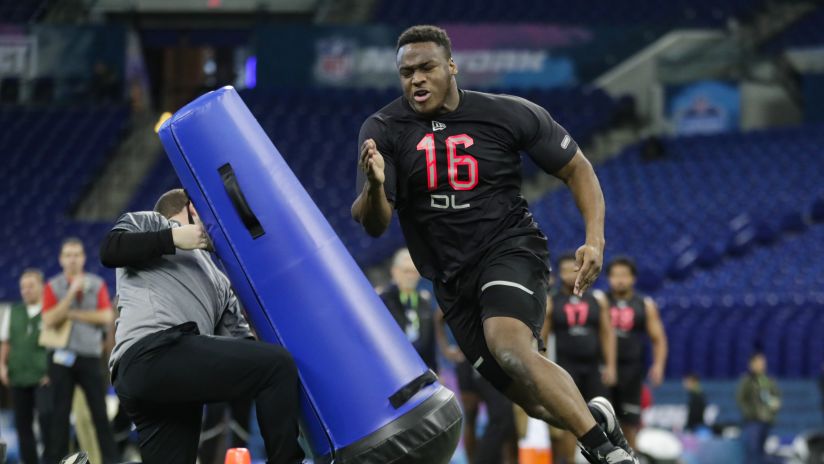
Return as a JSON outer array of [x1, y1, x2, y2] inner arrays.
[[432, 121, 446, 131]]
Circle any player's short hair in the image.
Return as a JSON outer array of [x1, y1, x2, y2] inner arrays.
[[392, 248, 413, 268], [154, 188, 189, 219], [396, 25, 452, 58], [606, 256, 637, 277], [20, 268, 43, 282], [557, 251, 576, 268], [61, 237, 84, 252]]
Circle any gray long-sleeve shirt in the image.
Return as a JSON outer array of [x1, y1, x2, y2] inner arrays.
[[108, 211, 252, 371]]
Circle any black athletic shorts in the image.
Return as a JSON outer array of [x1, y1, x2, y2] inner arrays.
[[556, 357, 606, 402], [435, 235, 549, 393], [610, 362, 644, 425]]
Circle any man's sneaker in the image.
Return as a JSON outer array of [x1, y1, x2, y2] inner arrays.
[[588, 396, 635, 457], [580, 443, 639, 464]]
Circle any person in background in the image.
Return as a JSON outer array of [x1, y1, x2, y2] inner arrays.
[[42, 238, 119, 463], [683, 373, 706, 431], [543, 252, 617, 464], [0, 269, 51, 464], [737, 352, 781, 464], [380, 248, 438, 372], [605, 256, 668, 449]]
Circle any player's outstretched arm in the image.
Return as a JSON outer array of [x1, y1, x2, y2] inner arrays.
[[554, 150, 606, 296], [351, 139, 393, 237]]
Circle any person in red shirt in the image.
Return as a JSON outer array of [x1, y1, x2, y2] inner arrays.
[[41, 237, 119, 463]]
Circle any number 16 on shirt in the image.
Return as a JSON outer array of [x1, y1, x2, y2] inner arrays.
[[417, 133, 477, 210]]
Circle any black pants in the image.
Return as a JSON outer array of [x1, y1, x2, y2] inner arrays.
[[199, 399, 253, 464], [11, 384, 52, 464], [113, 323, 304, 464], [45, 354, 119, 464]]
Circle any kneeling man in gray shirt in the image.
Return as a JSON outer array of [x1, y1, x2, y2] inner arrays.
[[101, 188, 304, 464]]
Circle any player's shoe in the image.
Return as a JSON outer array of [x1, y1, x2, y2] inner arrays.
[[580, 443, 639, 464], [588, 396, 636, 458]]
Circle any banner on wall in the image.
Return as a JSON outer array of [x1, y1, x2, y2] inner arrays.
[[668, 80, 741, 135], [0, 34, 36, 77], [255, 24, 594, 89]]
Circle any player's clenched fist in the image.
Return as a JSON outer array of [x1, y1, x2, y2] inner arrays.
[[172, 223, 209, 250], [360, 139, 385, 187]]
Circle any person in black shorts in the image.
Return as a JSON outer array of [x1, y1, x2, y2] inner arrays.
[[605, 257, 668, 449], [351, 25, 637, 464], [542, 252, 616, 464]]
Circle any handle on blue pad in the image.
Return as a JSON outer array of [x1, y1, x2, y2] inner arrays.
[[218, 163, 265, 239], [389, 370, 438, 409]]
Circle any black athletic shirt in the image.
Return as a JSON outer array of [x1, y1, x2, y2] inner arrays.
[[551, 290, 602, 363], [356, 90, 578, 282], [607, 292, 648, 365]]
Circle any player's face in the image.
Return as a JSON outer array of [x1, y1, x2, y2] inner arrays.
[[391, 255, 420, 291], [59, 243, 86, 276], [608, 265, 635, 294], [19, 273, 42, 305], [397, 42, 456, 115], [558, 260, 578, 288]]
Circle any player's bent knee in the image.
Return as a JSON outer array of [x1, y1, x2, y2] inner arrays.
[[493, 347, 533, 383]]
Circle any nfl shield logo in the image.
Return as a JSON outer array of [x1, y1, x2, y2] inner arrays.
[[314, 38, 355, 84]]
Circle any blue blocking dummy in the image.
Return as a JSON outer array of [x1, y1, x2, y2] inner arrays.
[[158, 87, 461, 463]]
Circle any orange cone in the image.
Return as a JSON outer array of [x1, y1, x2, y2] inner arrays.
[[225, 448, 252, 464], [518, 418, 552, 464]]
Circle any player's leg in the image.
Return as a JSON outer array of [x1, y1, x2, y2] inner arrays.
[[483, 316, 595, 434], [553, 364, 588, 464], [455, 361, 480, 464], [477, 249, 637, 463], [612, 364, 642, 449], [442, 294, 633, 464]]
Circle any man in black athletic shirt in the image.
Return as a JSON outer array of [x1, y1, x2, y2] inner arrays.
[[605, 257, 668, 449], [351, 25, 636, 464], [542, 252, 616, 464]]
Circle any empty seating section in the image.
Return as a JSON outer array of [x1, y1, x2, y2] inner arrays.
[[373, 0, 758, 26], [0, 105, 128, 300], [531, 124, 824, 380]]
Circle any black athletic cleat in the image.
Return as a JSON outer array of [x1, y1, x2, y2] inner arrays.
[[580, 443, 639, 464], [588, 396, 636, 458]]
